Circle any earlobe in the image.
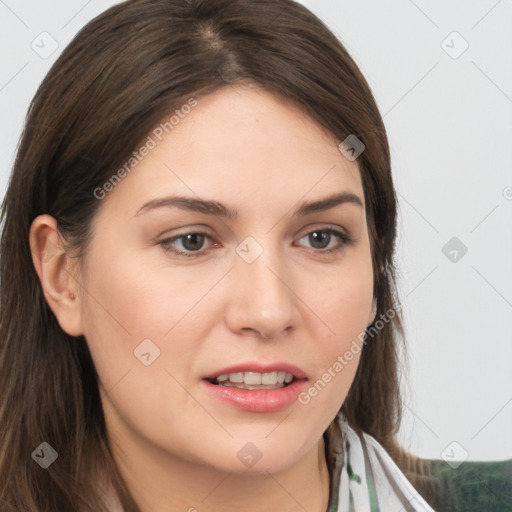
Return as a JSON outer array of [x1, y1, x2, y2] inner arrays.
[[29, 214, 84, 337]]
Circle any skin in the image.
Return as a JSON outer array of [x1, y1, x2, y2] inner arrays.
[[30, 84, 376, 512]]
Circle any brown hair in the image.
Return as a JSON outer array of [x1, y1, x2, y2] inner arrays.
[[0, 0, 424, 510]]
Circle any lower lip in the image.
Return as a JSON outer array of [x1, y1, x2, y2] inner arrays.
[[201, 379, 308, 413]]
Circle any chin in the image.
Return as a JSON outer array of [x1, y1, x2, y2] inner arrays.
[[199, 436, 312, 475]]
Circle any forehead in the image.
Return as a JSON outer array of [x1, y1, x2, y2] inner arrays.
[[99, 85, 364, 219]]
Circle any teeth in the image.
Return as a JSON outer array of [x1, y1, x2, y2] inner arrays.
[[217, 382, 285, 390], [244, 372, 262, 385], [261, 371, 277, 385], [214, 371, 295, 386]]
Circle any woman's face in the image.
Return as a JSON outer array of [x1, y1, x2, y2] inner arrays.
[[77, 85, 375, 474]]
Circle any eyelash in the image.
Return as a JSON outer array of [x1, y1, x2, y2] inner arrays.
[[159, 228, 353, 259]]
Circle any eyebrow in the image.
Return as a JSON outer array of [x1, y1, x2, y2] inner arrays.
[[134, 191, 364, 219]]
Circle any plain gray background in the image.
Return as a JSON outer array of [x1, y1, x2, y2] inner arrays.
[[1, 0, 511, 462]]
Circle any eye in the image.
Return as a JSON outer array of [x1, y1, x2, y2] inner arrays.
[[159, 227, 352, 259], [296, 228, 352, 253], [160, 231, 215, 258]]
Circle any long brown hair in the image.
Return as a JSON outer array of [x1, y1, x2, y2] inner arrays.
[[0, 0, 422, 510]]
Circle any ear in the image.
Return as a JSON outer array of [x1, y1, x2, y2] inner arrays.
[[29, 214, 84, 337], [367, 297, 377, 326]]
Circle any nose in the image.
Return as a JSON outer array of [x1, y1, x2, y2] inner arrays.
[[224, 240, 298, 340]]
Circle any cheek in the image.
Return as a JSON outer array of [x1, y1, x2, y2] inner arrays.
[[81, 238, 227, 337], [307, 248, 374, 350], [78, 246, 215, 446], [78, 240, 230, 392], [296, 248, 372, 414], [297, 275, 369, 419]]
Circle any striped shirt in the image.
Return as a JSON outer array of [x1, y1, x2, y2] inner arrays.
[[325, 413, 436, 511]]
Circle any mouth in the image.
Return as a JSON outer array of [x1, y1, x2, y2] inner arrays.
[[201, 363, 308, 413], [202, 362, 308, 390], [205, 370, 297, 390]]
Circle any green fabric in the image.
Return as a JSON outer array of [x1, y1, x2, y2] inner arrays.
[[416, 459, 512, 512]]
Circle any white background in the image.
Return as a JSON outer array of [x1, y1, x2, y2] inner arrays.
[[1, 0, 511, 462]]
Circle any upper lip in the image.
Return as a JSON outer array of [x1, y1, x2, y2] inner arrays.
[[202, 362, 308, 380]]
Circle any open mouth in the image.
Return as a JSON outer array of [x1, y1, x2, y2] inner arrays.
[[201, 366, 309, 412], [205, 371, 296, 390]]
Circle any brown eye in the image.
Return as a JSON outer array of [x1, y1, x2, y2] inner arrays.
[[160, 232, 213, 258]]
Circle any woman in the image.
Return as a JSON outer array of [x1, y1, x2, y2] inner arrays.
[[0, 0, 436, 510]]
